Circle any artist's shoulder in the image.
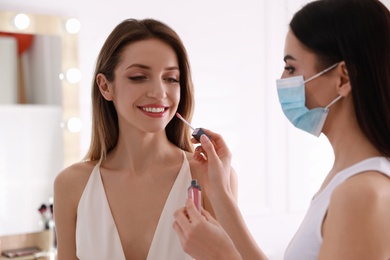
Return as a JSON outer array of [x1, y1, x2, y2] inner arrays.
[[333, 170, 390, 202], [330, 170, 390, 219], [324, 171, 390, 256]]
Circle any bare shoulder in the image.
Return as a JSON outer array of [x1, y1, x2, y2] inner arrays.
[[320, 171, 390, 258], [323, 171, 390, 254], [329, 171, 390, 222], [54, 161, 98, 204], [331, 170, 390, 207], [55, 161, 97, 187]]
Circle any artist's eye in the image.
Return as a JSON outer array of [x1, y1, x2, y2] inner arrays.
[[284, 66, 295, 75]]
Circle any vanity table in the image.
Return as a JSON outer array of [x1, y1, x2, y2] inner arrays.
[[0, 230, 56, 260]]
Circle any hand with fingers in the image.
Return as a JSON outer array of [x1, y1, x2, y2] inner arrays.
[[175, 129, 266, 260], [173, 199, 242, 260], [191, 129, 234, 201]]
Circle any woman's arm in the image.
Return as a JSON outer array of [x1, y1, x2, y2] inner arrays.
[[174, 130, 268, 260], [54, 163, 90, 260]]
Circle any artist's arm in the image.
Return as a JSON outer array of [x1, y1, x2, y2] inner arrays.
[[174, 130, 268, 260]]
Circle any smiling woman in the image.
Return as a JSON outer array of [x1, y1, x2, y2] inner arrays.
[[53, 17, 237, 260], [97, 38, 181, 126], [0, 10, 80, 238]]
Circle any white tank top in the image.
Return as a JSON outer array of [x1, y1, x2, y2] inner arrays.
[[76, 152, 193, 260], [284, 157, 390, 260]]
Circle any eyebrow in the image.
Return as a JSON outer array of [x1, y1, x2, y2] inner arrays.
[[125, 63, 179, 71], [283, 55, 296, 62], [126, 63, 150, 70]]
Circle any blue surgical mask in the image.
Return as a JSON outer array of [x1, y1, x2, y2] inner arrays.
[[276, 63, 342, 137]]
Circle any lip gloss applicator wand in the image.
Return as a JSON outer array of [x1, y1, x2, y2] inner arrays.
[[175, 112, 211, 142]]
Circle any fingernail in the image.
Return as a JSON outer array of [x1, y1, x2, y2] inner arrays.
[[200, 134, 209, 142]]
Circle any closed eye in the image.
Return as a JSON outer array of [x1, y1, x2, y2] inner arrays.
[[129, 76, 147, 81]]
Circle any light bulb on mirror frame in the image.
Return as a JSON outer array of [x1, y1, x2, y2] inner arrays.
[[66, 68, 81, 84], [65, 18, 81, 34], [66, 117, 82, 133], [13, 13, 30, 30]]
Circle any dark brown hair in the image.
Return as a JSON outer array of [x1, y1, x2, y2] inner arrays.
[[84, 18, 195, 161], [290, 0, 390, 157]]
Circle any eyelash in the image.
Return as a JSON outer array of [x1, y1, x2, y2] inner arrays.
[[129, 76, 146, 81], [284, 66, 295, 75], [128, 76, 179, 83], [166, 78, 179, 83]]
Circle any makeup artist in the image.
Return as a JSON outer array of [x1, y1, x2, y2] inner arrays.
[[173, 0, 390, 259]]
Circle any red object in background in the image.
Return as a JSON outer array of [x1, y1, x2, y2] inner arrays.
[[0, 32, 34, 103], [0, 32, 34, 55]]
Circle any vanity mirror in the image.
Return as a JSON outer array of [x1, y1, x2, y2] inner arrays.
[[0, 11, 80, 236]]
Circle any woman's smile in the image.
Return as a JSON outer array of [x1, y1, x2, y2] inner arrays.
[[138, 104, 169, 118]]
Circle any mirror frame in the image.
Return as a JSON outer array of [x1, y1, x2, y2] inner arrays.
[[0, 10, 81, 166]]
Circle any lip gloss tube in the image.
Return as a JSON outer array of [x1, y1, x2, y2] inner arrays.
[[188, 179, 202, 211]]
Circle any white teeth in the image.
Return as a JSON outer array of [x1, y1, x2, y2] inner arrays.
[[142, 107, 165, 113]]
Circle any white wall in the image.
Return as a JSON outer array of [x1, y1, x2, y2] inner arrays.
[[0, 105, 63, 235], [1, 0, 389, 259]]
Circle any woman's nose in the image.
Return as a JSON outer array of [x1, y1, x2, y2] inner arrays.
[[146, 80, 167, 100]]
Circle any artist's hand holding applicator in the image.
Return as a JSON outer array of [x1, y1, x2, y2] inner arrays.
[[175, 113, 233, 200], [191, 129, 234, 202], [173, 128, 242, 259]]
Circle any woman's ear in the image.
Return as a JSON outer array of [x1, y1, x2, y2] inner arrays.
[[96, 73, 114, 101], [336, 61, 351, 97]]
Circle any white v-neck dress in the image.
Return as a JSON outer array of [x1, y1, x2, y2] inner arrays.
[[76, 152, 193, 260], [284, 157, 390, 260]]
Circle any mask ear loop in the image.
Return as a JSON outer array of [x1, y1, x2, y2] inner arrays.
[[304, 63, 339, 83], [325, 95, 343, 111]]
